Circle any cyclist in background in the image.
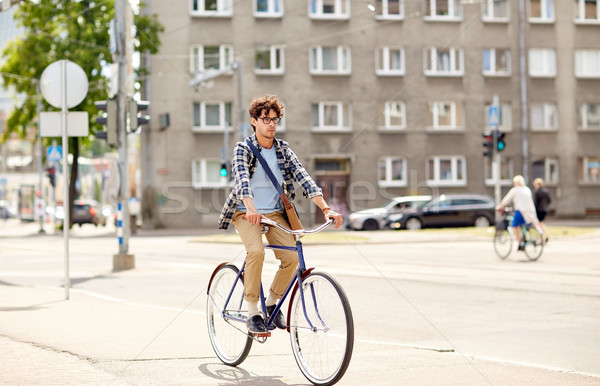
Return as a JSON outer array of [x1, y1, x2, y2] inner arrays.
[[496, 175, 540, 251]]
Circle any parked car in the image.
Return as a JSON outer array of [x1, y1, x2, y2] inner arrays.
[[72, 200, 106, 227], [347, 195, 432, 231], [387, 194, 495, 230]]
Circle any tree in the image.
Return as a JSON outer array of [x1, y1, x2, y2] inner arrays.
[[0, 0, 163, 228]]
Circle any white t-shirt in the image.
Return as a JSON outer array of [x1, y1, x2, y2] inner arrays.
[[501, 185, 536, 214]]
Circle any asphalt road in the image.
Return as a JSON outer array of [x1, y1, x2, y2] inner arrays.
[[1, 221, 599, 385]]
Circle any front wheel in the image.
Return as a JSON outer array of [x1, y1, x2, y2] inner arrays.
[[493, 229, 512, 260], [405, 217, 422, 231], [524, 226, 544, 261], [289, 272, 354, 385], [206, 264, 252, 366]]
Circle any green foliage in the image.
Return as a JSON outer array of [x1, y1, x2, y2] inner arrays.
[[0, 0, 163, 145]]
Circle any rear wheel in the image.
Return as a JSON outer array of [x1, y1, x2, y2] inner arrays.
[[206, 264, 252, 366], [493, 229, 512, 260], [362, 219, 379, 231], [405, 217, 422, 231], [473, 215, 490, 227], [289, 272, 354, 385], [524, 226, 544, 261]]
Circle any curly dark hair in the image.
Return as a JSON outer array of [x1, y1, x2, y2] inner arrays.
[[248, 94, 284, 132]]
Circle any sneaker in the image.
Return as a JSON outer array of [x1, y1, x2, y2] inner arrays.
[[246, 314, 267, 333], [517, 242, 525, 251], [266, 305, 286, 329]]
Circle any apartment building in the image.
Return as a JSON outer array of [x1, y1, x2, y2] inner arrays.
[[144, 0, 600, 228]]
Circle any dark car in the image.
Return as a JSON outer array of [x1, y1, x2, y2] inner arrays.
[[346, 195, 432, 230], [387, 194, 495, 230], [72, 200, 106, 227]]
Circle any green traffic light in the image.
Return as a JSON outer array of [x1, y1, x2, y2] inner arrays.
[[220, 168, 227, 177], [497, 141, 505, 151]]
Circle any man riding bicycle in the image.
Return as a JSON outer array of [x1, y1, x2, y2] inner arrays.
[[217, 94, 343, 334], [496, 175, 540, 251]]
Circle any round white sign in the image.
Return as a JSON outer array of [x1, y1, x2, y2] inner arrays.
[[40, 60, 89, 109]]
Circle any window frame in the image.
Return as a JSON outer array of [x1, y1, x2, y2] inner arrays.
[[574, 0, 600, 23], [309, 0, 350, 20], [482, 48, 511, 76], [253, 0, 283, 18], [424, 0, 462, 21], [377, 157, 408, 187], [577, 103, 600, 131], [426, 156, 467, 187], [530, 102, 558, 131], [528, 0, 555, 23], [482, 0, 510, 22], [578, 156, 600, 184], [192, 101, 232, 132], [575, 50, 600, 78], [309, 45, 352, 75], [424, 47, 464, 77], [190, 0, 233, 17], [190, 44, 234, 73], [528, 48, 557, 78], [311, 101, 352, 132], [484, 156, 514, 187], [427, 101, 464, 131], [532, 157, 560, 185], [378, 101, 407, 131], [254, 44, 285, 75], [192, 159, 230, 188], [374, 0, 405, 20], [375, 47, 405, 76]]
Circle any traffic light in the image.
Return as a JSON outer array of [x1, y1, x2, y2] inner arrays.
[[129, 100, 150, 132], [482, 132, 494, 159], [496, 130, 506, 152], [94, 99, 117, 146], [47, 166, 56, 188], [220, 162, 228, 177]]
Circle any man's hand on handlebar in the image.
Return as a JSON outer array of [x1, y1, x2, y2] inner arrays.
[[326, 211, 343, 229], [244, 209, 263, 226]]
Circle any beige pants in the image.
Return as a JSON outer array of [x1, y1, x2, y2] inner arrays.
[[232, 211, 298, 303]]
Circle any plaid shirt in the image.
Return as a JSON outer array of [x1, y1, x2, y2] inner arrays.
[[218, 134, 322, 229]]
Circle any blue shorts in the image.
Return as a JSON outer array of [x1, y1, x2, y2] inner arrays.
[[512, 210, 526, 227]]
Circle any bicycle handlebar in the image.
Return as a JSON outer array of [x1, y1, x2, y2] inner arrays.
[[243, 215, 335, 235]]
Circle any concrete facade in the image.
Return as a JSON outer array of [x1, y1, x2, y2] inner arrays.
[[144, 0, 600, 228]]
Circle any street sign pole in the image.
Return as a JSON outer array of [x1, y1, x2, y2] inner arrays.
[[492, 95, 501, 204], [60, 60, 71, 300]]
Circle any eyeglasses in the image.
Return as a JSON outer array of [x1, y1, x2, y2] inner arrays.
[[257, 116, 281, 124]]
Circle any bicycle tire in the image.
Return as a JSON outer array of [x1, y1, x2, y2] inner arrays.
[[206, 264, 252, 366], [493, 229, 512, 260], [289, 271, 354, 385], [524, 226, 544, 261]]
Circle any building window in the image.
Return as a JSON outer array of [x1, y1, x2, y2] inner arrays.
[[309, 0, 350, 19], [532, 157, 559, 184], [378, 157, 407, 187], [426, 156, 466, 186], [424, 0, 462, 20], [375, 47, 405, 76], [528, 49, 556, 77], [254, 0, 283, 17], [484, 103, 512, 131], [255, 45, 284, 74], [578, 156, 600, 183], [192, 102, 232, 132], [190, 45, 233, 73], [378, 101, 406, 130], [577, 103, 600, 130], [309, 46, 351, 75], [530, 103, 558, 130], [575, 50, 600, 78], [528, 0, 554, 22], [192, 159, 229, 188], [574, 0, 600, 22], [311, 102, 352, 131], [427, 101, 464, 130], [485, 156, 514, 186], [483, 48, 510, 76], [191, 0, 232, 16], [424, 47, 464, 76], [375, 0, 404, 19], [482, 0, 509, 21]]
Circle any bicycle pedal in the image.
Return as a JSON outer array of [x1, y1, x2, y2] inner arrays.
[[253, 331, 271, 338]]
